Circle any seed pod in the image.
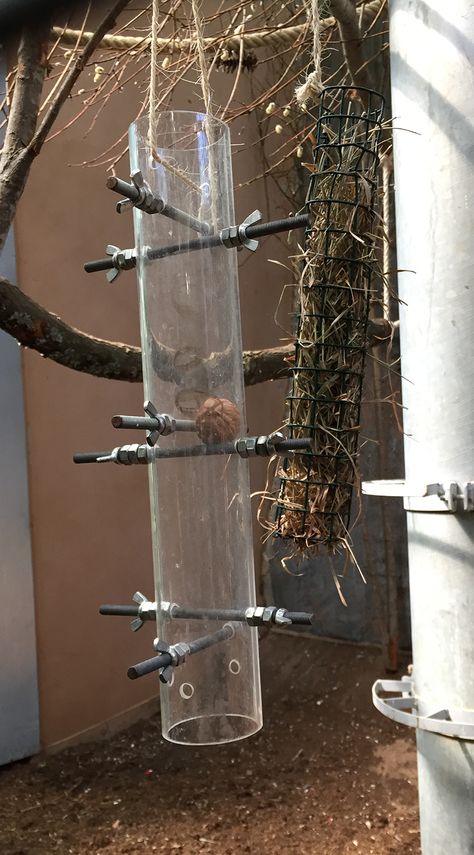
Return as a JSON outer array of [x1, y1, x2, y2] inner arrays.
[[195, 397, 241, 445]]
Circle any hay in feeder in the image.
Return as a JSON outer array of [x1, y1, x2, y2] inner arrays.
[[272, 87, 384, 553]]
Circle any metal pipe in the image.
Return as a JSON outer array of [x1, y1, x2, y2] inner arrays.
[[389, 1, 474, 851]]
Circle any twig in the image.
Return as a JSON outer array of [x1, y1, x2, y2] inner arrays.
[[0, 1, 131, 251], [29, 0, 131, 155], [0, 25, 48, 248]]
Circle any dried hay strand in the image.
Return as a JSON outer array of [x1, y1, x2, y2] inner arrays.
[[272, 87, 384, 554]]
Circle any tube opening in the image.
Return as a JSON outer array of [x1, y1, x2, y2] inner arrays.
[[164, 713, 262, 746]]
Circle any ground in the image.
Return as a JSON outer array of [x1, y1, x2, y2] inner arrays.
[[0, 634, 420, 855]]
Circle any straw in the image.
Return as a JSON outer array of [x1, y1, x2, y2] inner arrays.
[[271, 86, 384, 553]]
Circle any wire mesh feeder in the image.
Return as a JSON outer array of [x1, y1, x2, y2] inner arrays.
[[273, 86, 384, 552]]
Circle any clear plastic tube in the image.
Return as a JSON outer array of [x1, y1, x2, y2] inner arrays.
[[129, 111, 262, 745]]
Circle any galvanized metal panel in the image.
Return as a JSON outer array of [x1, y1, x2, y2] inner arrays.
[[0, 55, 40, 762], [0, 233, 40, 763]]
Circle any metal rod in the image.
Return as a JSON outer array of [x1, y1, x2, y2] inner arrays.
[[158, 201, 211, 235], [74, 451, 110, 464], [245, 212, 309, 239], [83, 212, 311, 274], [111, 414, 196, 432], [146, 212, 310, 260], [150, 437, 312, 458], [73, 437, 312, 464], [100, 604, 138, 616], [169, 605, 313, 626], [106, 175, 211, 234], [98, 602, 313, 627], [171, 606, 247, 622], [187, 624, 234, 655], [127, 652, 172, 680], [106, 176, 140, 202], [84, 257, 115, 274], [127, 625, 233, 681], [147, 234, 221, 261]]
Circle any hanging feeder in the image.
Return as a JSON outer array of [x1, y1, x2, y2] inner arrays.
[[128, 111, 265, 745], [273, 87, 384, 552], [76, 89, 384, 744], [77, 111, 313, 746]]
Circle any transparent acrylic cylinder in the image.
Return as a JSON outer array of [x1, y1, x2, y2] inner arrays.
[[129, 112, 262, 745]]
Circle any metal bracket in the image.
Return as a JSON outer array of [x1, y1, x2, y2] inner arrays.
[[362, 479, 474, 512], [372, 677, 474, 741]]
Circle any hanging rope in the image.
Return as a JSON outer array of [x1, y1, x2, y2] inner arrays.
[[191, 0, 213, 117], [148, 0, 201, 193], [190, 0, 219, 226], [295, 0, 324, 106], [148, 0, 159, 149]]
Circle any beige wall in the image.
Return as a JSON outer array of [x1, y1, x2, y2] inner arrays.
[[14, 40, 291, 746]]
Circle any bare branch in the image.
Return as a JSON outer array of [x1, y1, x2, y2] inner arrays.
[[0, 25, 48, 247], [329, 0, 373, 90], [0, 30, 45, 170], [29, 0, 131, 155], [0, 1, 130, 251], [0, 276, 142, 381], [243, 318, 393, 385], [0, 275, 393, 385]]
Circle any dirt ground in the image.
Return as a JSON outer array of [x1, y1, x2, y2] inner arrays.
[[0, 634, 420, 855]]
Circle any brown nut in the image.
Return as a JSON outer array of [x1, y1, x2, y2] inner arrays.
[[195, 397, 241, 445]]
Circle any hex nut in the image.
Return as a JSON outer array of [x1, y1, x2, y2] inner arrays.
[[262, 606, 276, 625], [170, 642, 190, 666]]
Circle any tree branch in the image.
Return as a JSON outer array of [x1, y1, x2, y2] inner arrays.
[[0, 276, 142, 381], [243, 317, 392, 385], [329, 0, 373, 90], [0, 25, 48, 248], [28, 0, 131, 156], [0, 276, 393, 385], [0, 1, 130, 251]]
